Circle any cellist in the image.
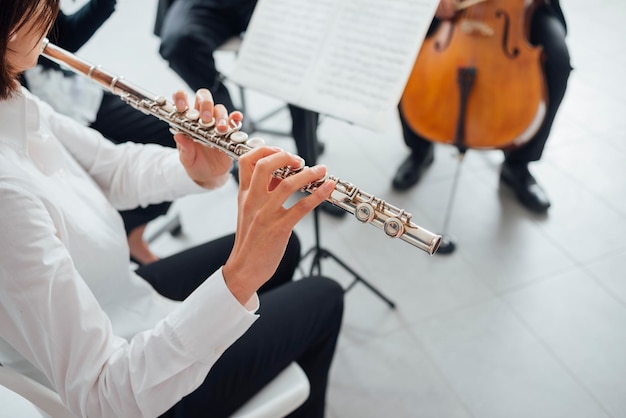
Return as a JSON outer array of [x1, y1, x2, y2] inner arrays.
[[393, 0, 571, 214]]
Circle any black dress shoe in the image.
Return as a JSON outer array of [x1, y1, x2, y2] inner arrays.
[[500, 162, 551, 213], [392, 147, 435, 191]]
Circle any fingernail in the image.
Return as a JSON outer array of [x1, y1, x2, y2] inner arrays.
[[229, 118, 240, 129], [176, 99, 187, 111], [201, 111, 213, 120]]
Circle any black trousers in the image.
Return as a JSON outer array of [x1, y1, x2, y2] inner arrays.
[[157, 0, 320, 164], [90, 93, 176, 234], [399, 5, 572, 164], [135, 233, 344, 417]]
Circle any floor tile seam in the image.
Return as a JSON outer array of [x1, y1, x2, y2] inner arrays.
[[500, 293, 616, 417], [399, 323, 479, 418], [543, 140, 626, 213], [492, 262, 582, 297], [579, 254, 626, 309], [523, 162, 626, 264]]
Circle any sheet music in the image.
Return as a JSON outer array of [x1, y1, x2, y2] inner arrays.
[[230, 0, 440, 130]]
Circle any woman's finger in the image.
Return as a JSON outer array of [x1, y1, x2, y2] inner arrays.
[[213, 104, 230, 133], [283, 178, 336, 225], [246, 150, 305, 198], [194, 88, 215, 125], [228, 110, 244, 130], [237, 146, 283, 190], [172, 90, 189, 112]]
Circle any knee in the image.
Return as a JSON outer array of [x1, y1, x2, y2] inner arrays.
[[159, 31, 221, 90], [550, 44, 572, 76], [544, 42, 572, 91], [308, 277, 345, 321], [285, 232, 301, 260], [539, 26, 572, 78], [159, 28, 193, 64]]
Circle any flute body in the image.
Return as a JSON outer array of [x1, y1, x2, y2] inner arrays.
[[41, 40, 442, 255]]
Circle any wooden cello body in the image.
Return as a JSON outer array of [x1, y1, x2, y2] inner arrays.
[[400, 0, 548, 150]]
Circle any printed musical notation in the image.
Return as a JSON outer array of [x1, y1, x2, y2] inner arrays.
[[230, 0, 440, 130]]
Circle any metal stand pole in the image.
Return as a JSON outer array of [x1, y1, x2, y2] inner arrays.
[[299, 110, 395, 308], [435, 150, 466, 255]]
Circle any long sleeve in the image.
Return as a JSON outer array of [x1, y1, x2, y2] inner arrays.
[[0, 91, 257, 418], [42, 96, 218, 210], [0, 187, 257, 417]]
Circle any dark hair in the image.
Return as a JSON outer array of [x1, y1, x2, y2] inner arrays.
[[0, 0, 59, 100]]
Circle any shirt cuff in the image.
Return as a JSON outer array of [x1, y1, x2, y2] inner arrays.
[[167, 267, 259, 362]]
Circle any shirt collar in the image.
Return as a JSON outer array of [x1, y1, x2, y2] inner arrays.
[[0, 87, 41, 155]]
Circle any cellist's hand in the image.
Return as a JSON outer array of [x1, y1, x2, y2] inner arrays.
[[436, 0, 457, 19]]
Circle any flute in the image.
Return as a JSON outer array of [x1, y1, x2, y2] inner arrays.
[[41, 40, 442, 255]]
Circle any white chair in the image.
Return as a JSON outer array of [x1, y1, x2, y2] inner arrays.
[[0, 362, 309, 418], [231, 362, 310, 418]]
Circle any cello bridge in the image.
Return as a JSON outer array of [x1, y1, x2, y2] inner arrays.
[[460, 19, 494, 37]]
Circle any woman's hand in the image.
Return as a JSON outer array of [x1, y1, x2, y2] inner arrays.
[[222, 146, 336, 305], [172, 89, 243, 189]]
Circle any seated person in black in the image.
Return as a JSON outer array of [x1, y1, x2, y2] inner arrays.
[[392, 0, 571, 214], [154, 0, 346, 217]]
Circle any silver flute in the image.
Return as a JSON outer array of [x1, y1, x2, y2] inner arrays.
[[41, 40, 442, 255]]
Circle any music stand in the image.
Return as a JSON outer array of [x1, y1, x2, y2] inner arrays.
[[297, 110, 396, 309]]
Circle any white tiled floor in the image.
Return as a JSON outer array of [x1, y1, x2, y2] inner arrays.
[[8, 0, 626, 417]]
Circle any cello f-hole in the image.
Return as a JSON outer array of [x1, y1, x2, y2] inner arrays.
[[496, 9, 519, 58], [400, 0, 548, 150]]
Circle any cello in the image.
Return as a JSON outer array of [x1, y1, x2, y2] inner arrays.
[[400, 0, 548, 151]]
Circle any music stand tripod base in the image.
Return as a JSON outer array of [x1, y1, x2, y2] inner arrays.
[[298, 109, 395, 309], [300, 210, 396, 310]]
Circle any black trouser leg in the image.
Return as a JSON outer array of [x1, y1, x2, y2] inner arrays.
[[505, 6, 572, 164], [158, 0, 257, 112], [289, 105, 320, 164], [136, 233, 301, 300], [398, 105, 435, 158], [136, 231, 343, 418], [163, 277, 344, 418]]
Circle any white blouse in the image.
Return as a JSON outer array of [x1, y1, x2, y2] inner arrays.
[[0, 88, 258, 418]]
